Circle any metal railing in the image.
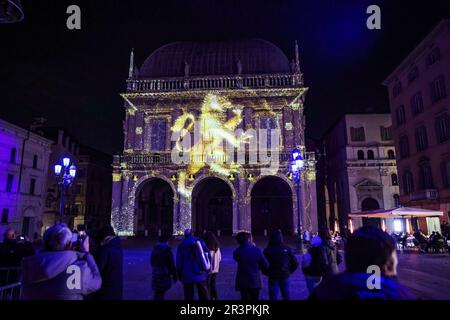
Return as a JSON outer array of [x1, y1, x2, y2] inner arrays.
[[0, 267, 22, 300]]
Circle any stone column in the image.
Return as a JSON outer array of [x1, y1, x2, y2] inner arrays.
[[239, 175, 252, 233]]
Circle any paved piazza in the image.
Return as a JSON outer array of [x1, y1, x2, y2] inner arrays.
[[122, 237, 450, 300]]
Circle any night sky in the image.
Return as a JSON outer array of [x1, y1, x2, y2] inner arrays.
[[1, 0, 450, 155]]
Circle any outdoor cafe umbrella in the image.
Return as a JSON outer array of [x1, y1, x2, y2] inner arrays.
[[348, 206, 443, 219]]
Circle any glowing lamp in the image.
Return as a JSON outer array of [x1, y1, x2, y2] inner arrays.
[[54, 164, 62, 175], [69, 165, 77, 178], [393, 219, 403, 232], [63, 157, 71, 168], [295, 158, 304, 170], [292, 148, 301, 161]]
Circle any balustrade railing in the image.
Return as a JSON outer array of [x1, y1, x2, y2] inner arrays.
[[126, 73, 300, 92]]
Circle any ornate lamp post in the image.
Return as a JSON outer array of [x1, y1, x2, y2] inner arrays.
[[54, 156, 77, 223], [290, 148, 305, 252]]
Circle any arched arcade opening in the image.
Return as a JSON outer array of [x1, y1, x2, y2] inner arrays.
[[136, 178, 174, 237], [250, 176, 293, 235], [192, 177, 233, 235], [361, 197, 381, 228]]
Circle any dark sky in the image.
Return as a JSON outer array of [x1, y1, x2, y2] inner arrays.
[[1, 0, 450, 155]]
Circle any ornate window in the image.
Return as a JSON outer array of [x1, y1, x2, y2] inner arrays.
[[415, 126, 428, 152], [260, 117, 277, 148], [380, 126, 392, 141], [387, 149, 395, 159], [431, 75, 446, 102], [410, 92, 423, 116], [402, 171, 414, 194], [392, 82, 402, 97], [399, 135, 410, 158], [151, 119, 167, 151], [357, 150, 364, 160], [367, 150, 375, 160], [419, 160, 434, 190], [435, 114, 449, 143], [427, 47, 440, 66], [408, 66, 419, 83], [395, 105, 406, 126], [350, 127, 365, 141]]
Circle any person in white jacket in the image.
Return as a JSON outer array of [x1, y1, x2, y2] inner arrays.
[[21, 223, 102, 300], [203, 231, 221, 300]]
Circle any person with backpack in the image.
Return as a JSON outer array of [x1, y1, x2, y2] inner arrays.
[[203, 231, 221, 300], [233, 232, 269, 301], [176, 229, 210, 300], [151, 232, 177, 300], [263, 229, 299, 300], [302, 234, 325, 294]]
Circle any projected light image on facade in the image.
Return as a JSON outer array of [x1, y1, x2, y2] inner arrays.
[[111, 39, 318, 237]]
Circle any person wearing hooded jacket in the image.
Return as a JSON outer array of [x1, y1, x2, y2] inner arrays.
[[21, 223, 102, 300], [176, 229, 210, 300], [93, 225, 123, 300], [263, 229, 298, 300]]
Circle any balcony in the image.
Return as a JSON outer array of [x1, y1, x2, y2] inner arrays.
[[114, 151, 316, 168], [409, 189, 439, 201], [126, 73, 302, 92]]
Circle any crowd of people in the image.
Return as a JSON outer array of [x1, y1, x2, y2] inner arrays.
[[0, 223, 419, 300], [391, 228, 449, 253], [149, 226, 415, 301]]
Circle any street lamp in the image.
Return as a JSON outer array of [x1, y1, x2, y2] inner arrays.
[[290, 148, 305, 252], [54, 156, 77, 223]]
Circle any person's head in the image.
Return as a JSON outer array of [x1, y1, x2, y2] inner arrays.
[[184, 229, 193, 238], [268, 229, 283, 246], [43, 224, 73, 251], [236, 231, 251, 246], [4, 228, 16, 242], [318, 227, 332, 241], [203, 231, 220, 251], [345, 226, 398, 277]]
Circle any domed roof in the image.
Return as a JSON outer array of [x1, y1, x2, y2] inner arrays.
[[139, 39, 291, 78]]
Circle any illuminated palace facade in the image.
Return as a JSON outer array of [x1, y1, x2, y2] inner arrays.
[[111, 39, 317, 236]]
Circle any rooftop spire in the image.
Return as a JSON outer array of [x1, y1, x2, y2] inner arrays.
[[128, 48, 134, 78], [294, 40, 300, 73]]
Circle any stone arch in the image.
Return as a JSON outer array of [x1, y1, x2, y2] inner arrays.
[[246, 173, 295, 199], [191, 175, 235, 235], [250, 174, 294, 235], [190, 174, 236, 199], [133, 175, 176, 237]]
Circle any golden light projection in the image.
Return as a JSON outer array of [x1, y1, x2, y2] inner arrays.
[[171, 93, 250, 197]]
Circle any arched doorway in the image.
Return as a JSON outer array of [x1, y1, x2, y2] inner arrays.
[[192, 177, 233, 235], [251, 176, 293, 235], [361, 197, 381, 228], [136, 179, 174, 237]]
